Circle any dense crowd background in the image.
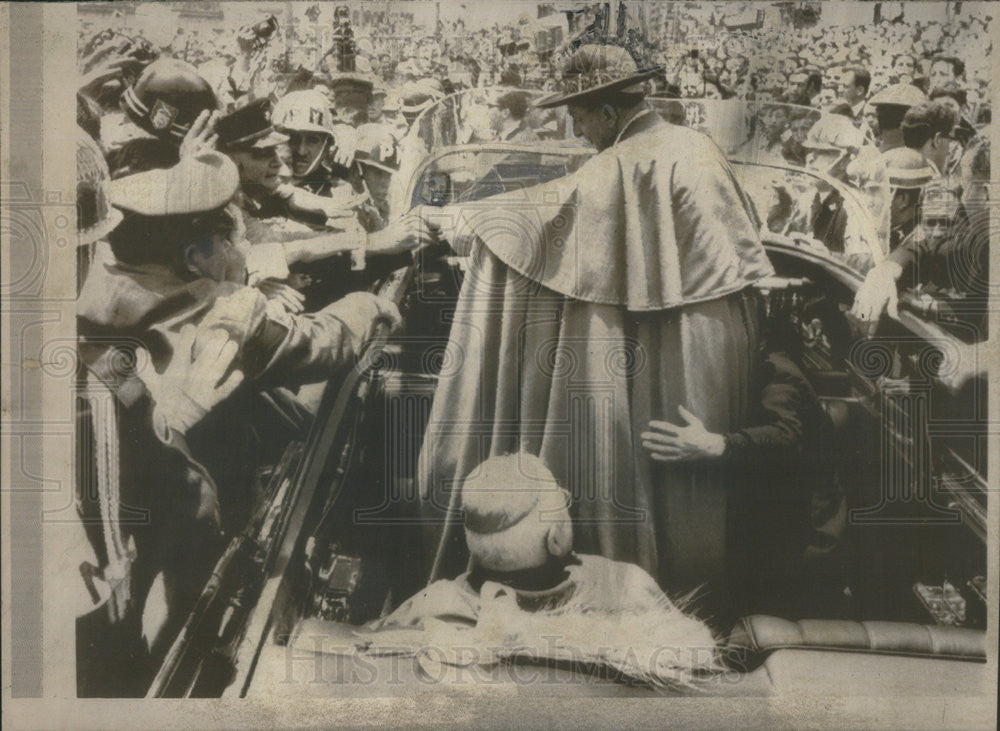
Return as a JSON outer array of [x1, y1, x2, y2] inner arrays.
[[79, 2, 992, 122]]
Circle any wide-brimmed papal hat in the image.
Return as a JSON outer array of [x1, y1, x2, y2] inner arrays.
[[535, 44, 660, 108]]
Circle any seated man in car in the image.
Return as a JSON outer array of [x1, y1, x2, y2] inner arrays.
[[642, 349, 847, 619], [367, 453, 718, 686]]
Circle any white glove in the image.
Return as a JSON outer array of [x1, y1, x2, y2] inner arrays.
[[137, 324, 245, 435]]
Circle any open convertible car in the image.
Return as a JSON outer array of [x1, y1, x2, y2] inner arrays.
[[146, 93, 989, 701]]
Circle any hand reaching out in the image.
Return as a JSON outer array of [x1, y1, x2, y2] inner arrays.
[[78, 55, 142, 99], [179, 109, 219, 158], [641, 406, 726, 463], [367, 210, 438, 256], [330, 127, 357, 168], [136, 324, 244, 435], [850, 261, 902, 336]]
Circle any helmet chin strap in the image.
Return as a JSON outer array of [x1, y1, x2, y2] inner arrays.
[[297, 136, 331, 178]]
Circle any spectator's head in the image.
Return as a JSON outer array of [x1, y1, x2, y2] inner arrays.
[[870, 83, 928, 136], [929, 55, 965, 88], [494, 89, 529, 126], [929, 82, 967, 117], [902, 101, 957, 172], [841, 67, 871, 106], [368, 86, 387, 121], [891, 53, 916, 82], [461, 454, 572, 572], [330, 73, 374, 126], [918, 184, 961, 242], [815, 86, 838, 108], [679, 70, 705, 98], [703, 74, 732, 100]]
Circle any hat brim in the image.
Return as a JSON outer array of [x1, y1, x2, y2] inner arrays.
[[224, 129, 289, 151], [534, 69, 659, 108], [330, 72, 375, 90], [888, 173, 935, 188], [108, 152, 239, 216], [79, 207, 124, 247], [245, 129, 289, 149]]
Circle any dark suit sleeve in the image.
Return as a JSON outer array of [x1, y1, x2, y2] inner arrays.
[[722, 355, 808, 472]]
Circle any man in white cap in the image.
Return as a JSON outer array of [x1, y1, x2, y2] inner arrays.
[[77, 153, 403, 529], [79, 150, 402, 387], [418, 43, 773, 628]]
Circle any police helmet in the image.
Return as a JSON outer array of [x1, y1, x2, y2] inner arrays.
[[121, 59, 218, 143], [273, 90, 335, 135]]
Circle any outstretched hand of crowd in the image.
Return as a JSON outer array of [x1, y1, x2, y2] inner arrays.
[[180, 109, 220, 159], [136, 323, 245, 436]]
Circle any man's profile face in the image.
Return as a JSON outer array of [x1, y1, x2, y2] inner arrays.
[[228, 146, 283, 192], [567, 103, 616, 151], [287, 131, 330, 177], [842, 73, 864, 104], [934, 95, 962, 118], [185, 218, 246, 284], [890, 187, 920, 231]]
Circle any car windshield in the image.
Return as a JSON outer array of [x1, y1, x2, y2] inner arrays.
[[395, 91, 886, 275], [398, 92, 890, 230]]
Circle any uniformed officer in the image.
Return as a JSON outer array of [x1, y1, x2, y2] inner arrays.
[[79, 150, 401, 390], [216, 95, 432, 310], [330, 71, 375, 127], [107, 58, 219, 178], [273, 89, 354, 198]]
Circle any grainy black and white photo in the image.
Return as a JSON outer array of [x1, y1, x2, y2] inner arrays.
[[1, 1, 997, 727]]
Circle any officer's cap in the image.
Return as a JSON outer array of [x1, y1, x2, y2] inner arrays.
[[216, 97, 288, 150], [107, 151, 239, 216]]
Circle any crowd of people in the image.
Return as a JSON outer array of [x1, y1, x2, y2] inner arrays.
[[79, 4, 991, 113], [72, 3, 991, 696]]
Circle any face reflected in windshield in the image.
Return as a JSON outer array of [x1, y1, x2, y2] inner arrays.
[[920, 186, 961, 240]]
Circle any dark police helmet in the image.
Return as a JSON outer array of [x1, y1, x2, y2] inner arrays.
[[121, 58, 218, 143]]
